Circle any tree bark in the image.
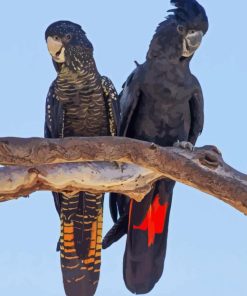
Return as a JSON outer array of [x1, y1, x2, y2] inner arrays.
[[0, 137, 246, 215]]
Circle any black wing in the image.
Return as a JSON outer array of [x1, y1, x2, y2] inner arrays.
[[119, 68, 141, 136], [44, 81, 64, 214], [188, 81, 204, 145], [44, 81, 64, 139], [101, 76, 120, 136], [107, 67, 142, 223]]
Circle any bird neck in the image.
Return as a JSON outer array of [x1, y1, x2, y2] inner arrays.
[[56, 61, 100, 88], [146, 55, 191, 72]]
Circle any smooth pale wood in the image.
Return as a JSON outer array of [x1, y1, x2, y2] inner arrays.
[[0, 162, 162, 202], [0, 137, 246, 215]]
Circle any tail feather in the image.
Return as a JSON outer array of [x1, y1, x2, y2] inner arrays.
[[102, 214, 128, 249], [132, 195, 169, 247], [74, 193, 101, 259], [123, 179, 175, 294], [103, 179, 175, 294], [60, 193, 103, 296], [109, 192, 129, 223]]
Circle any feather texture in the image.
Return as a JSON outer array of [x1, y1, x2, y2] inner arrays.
[[44, 20, 119, 296], [104, 0, 207, 293]]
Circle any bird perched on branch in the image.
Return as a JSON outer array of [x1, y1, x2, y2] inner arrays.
[[44, 20, 119, 296], [103, 0, 208, 294]]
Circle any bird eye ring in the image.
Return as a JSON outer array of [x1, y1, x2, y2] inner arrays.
[[177, 25, 185, 34], [66, 34, 72, 40]]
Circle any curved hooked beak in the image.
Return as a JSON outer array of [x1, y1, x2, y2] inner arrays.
[[47, 36, 65, 63], [182, 31, 203, 58]]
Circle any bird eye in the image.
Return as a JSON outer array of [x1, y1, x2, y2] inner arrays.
[[66, 34, 72, 40], [190, 30, 195, 34], [177, 25, 185, 34], [53, 35, 59, 41]]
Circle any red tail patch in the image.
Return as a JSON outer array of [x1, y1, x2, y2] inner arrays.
[[132, 195, 169, 247]]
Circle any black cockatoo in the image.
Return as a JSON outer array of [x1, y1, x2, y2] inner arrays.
[[44, 21, 119, 296], [103, 0, 208, 294]]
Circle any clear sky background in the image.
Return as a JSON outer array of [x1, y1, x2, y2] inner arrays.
[[0, 1, 246, 295]]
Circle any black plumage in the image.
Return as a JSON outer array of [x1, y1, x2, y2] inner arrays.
[[103, 0, 208, 294], [44, 20, 119, 296]]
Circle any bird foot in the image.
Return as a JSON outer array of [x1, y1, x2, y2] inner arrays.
[[173, 140, 194, 151]]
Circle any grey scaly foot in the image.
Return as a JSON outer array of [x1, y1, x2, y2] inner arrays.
[[173, 140, 194, 151]]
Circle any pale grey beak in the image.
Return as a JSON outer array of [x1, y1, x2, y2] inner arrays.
[[47, 36, 65, 63], [182, 31, 203, 57]]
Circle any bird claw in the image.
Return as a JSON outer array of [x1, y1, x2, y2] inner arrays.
[[173, 140, 194, 151]]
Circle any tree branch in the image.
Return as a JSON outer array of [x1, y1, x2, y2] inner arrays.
[[0, 162, 161, 202], [0, 137, 246, 215]]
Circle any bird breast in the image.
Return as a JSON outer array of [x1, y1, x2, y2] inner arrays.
[[55, 75, 109, 137]]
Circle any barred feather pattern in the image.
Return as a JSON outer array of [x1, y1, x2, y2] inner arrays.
[[60, 193, 103, 296], [48, 61, 116, 295], [55, 64, 109, 138], [101, 76, 118, 136], [44, 22, 119, 296]]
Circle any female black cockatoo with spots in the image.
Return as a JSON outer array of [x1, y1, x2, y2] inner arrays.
[[103, 0, 208, 294], [44, 21, 119, 296]]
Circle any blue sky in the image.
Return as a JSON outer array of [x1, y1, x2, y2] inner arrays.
[[0, 1, 246, 295]]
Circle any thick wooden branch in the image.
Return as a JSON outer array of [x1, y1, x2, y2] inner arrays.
[[0, 137, 246, 215], [0, 162, 161, 202]]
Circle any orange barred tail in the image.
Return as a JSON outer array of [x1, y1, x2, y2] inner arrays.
[[124, 179, 175, 294], [60, 194, 103, 296]]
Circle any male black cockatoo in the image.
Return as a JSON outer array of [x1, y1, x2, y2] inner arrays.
[[44, 21, 119, 296], [103, 0, 208, 294]]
